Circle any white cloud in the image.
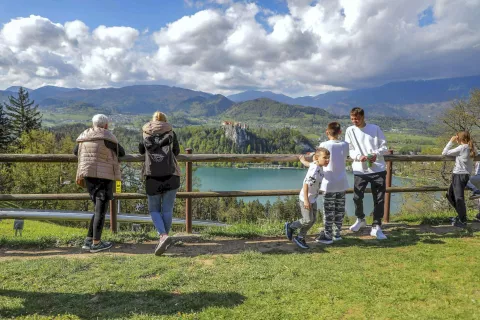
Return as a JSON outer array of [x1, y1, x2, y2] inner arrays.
[[1, 0, 480, 96]]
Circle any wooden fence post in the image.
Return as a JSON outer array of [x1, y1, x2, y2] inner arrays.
[[109, 200, 118, 233], [185, 148, 193, 233], [383, 150, 394, 223]]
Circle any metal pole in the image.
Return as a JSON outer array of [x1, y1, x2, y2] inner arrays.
[[185, 148, 193, 233], [383, 150, 394, 223], [109, 199, 118, 233]]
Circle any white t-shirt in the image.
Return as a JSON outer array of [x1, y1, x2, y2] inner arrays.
[[345, 124, 388, 175], [319, 140, 349, 192], [299, 163, 324, 204]]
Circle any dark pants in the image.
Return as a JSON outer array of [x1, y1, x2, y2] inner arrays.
[[353, 171, 386, 226], [446, 174, 470, 223], [87, 198, 109, 241], [85, 178, 113, 241]]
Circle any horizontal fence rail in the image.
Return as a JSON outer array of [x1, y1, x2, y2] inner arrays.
[[0, 152, 460, 232], [0, 187, 450, 201], [1, 153, 480, 163]]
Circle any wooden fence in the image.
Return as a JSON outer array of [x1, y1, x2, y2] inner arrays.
[[0, 152, 468, 233]]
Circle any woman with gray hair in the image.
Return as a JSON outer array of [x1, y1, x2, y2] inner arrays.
[[74, 114, 125, 253]]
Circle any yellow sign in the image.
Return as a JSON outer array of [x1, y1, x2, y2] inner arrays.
[[115, 181, 122, 193]]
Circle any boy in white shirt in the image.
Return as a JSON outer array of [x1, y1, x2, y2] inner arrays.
[[285, 147, 330, 249], [315, 122, 350, 244], [345, 107, 388, 240]]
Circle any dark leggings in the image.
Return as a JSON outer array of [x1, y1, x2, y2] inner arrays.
[[446, 174, 470, 223], [87, 198, 109, 241]]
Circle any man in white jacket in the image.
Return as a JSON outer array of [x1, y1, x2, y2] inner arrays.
[[345, 107, 388, 240]]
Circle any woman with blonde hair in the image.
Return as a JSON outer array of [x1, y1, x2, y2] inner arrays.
[[139, 111, 181, 255]]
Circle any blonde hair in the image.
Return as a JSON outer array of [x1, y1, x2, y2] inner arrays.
[[152, 111, 167, 122], [457, 131, 476, 158], [315, 147, 330, 156]]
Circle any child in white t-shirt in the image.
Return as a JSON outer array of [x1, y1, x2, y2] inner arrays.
[[316, 122, 349, 244], [285, 147, 330, 249]]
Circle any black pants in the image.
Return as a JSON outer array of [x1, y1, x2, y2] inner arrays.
[[446, 174, 470, 223], [85, 178, 113, 241], [353, 171, 387, 226]]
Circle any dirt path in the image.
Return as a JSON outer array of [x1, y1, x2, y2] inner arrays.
[[0, 223, 478, 261]]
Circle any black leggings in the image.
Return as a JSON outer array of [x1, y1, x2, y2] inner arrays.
[[446, 174, 470, 223], [87, 198, 109, 241]]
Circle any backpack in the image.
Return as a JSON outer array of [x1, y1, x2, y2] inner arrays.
[[143, 131, 176, 177]]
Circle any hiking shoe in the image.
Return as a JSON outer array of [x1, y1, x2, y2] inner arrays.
[[448, 216, 457, 223], [155, 236, 172, 256], [90, 241, 113, 253], [82, 238, 93, 250], [452, 219, 467, 229], [315, 231, 333, 244], [370, 225, 387, 240], [469, 190, 480, 200], [293, 236, 309, 249], [349, 218, 367, 232], [333, 234, 343, 241], [474, 213, 480, 222], [284, 222, 293, 241]]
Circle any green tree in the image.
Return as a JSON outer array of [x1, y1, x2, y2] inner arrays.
[[0, 104, 13, 152], [4, 87, 42, 139]]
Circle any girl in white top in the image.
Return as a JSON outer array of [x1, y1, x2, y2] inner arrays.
[[442, 131, 476, 228]]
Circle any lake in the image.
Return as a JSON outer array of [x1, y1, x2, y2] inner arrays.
[[194, 167, 410, 216]]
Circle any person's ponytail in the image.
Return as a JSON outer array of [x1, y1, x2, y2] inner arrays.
[[469, 139, 477, 158]]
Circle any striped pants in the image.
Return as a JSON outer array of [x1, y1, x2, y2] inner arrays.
[[323, 192, 346, 239]]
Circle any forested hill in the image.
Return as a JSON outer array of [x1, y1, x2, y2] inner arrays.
[[223, 98, 330, 119]]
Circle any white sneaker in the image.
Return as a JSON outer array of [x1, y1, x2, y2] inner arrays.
[[370, 225, 387, 240], [349, 218, 367, 232]]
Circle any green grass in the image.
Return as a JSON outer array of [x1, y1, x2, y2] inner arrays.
[[0, 220, 158, 248], [1, 216, 480, 319], [0, 229, 479, 319]]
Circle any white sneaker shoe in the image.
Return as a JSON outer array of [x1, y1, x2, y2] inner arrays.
[[349, 218, 367, 232], [370, 225, 387, 240]]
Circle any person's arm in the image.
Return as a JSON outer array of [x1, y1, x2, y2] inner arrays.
[[303, 183, 310, 209], [373, 126, 388, 156], [299, 155, 311, 167], [345, 128, 362, 161], [138, 141, 146, 155], [73, 144, 79, 156], [104, 140, 126, 157], [442, 137, 463, 156], [172, 131, 180, 156]]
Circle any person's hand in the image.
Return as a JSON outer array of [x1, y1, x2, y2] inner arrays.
[[369, 154, 377, 162], [304, 202, 311, 210], [450, 135, 458, 143], [359, 155, 368, 162]]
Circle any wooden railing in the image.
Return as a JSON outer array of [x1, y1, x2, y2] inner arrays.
[[1, 152, 468, 233]]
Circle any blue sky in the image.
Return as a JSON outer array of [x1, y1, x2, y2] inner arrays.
[[0, 0, 479, 95], [0, 0, 289, 31]]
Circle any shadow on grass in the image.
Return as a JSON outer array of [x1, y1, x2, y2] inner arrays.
[[0, 289, 245, 319], [1, 224, 478, 259]]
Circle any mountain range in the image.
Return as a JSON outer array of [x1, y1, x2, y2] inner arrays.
[[1, 75, 479, 120]]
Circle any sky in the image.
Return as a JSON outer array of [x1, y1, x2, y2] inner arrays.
[[0, 0, 479, 96]]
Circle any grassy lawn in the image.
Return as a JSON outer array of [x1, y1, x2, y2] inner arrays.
[[1, 217, 480, 319]]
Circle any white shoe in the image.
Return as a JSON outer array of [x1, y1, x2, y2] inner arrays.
[[349, 218, 367, 232], [370, 226, 387, 240]]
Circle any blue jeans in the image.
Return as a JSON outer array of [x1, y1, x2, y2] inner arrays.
[[147, 189, 178, 235]]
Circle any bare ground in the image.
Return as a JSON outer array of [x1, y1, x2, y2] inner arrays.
[[1, 223, 479, 261]]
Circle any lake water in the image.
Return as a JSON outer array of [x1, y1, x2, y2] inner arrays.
[[195, 167, 410, 216]]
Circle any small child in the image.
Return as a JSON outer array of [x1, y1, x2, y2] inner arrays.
[[285, 147, 330, 249], [442, 131, 476, 228], [315, 122, 349, 244]]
